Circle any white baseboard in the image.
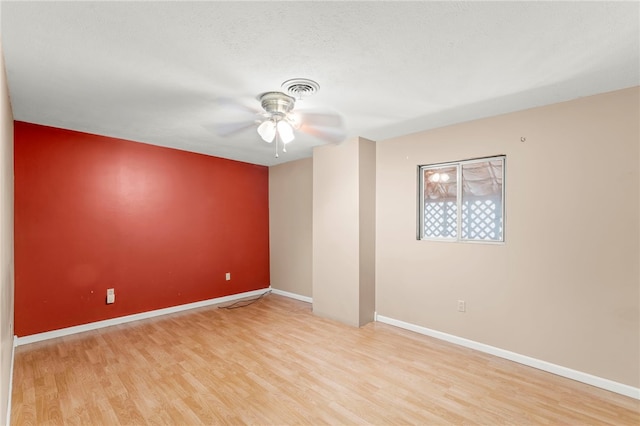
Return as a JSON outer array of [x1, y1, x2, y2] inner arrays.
[[376, 314, 640, 400], [270, 287, 312, 303], [16, 289, 269, 346]]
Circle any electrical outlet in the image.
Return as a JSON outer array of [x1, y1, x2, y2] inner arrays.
[[107, 288, 115, 304], [457, 300, 466, 312], [225, 272, 231, 281]]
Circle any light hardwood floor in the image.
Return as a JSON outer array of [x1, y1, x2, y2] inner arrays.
[[10, 293, 640, 425]]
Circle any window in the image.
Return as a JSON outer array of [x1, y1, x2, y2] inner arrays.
[[418, 156, 505, 242]]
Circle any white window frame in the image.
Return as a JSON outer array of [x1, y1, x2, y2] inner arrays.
[[417, 155, 505, 243]]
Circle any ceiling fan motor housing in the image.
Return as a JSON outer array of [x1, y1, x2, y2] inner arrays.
[[259, 92, 296, 117]]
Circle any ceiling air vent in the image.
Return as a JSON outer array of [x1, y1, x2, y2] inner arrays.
[[281, 78, 320, 99]]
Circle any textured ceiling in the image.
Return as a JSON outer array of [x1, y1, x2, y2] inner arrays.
[[2, 1, 639, 166]]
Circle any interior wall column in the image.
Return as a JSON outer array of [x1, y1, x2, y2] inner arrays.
[[312, 137, 375, 327]]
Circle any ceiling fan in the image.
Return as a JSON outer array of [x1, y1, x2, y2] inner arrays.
[[213, 79, 346, 158]]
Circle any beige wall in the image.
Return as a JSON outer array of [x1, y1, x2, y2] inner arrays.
[[376, 87, 639, 387], [0, 35, 15, 424], [313, 137, 375, 326], [269, 158, 313, 297]]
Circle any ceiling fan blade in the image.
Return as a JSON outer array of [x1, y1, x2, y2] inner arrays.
[[295, 109, 346, 143], [215, 97, 261, 115], [299, 124, 347, 144], [296, 110, 344, 129], [214, 120, 258, 137]]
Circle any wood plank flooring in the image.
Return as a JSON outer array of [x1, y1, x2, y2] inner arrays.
[[10, 293, 640, 425]]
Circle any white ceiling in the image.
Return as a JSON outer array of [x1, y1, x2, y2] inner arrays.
[[2, 1, 638, 166]]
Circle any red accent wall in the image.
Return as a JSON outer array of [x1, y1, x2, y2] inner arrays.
[[14, 122, 270, 336]]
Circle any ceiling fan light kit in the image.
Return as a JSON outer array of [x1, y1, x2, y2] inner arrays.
[[256, 91, 298, 147], [276, 120, 295, 144], [256, 118, 295, 145], [256, 120, 277, 143]]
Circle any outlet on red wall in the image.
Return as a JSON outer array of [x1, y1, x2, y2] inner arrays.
[[14, 122, 270, 336]]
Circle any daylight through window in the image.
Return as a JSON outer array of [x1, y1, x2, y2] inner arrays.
[[418, 156, 505, 242]]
